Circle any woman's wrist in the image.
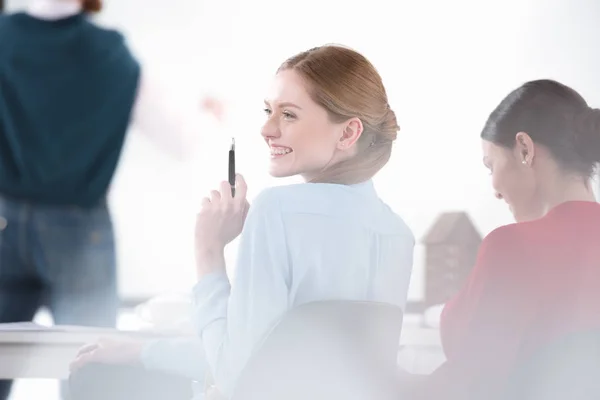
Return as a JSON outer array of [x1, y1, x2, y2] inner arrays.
[[195, 245, 226, 277]]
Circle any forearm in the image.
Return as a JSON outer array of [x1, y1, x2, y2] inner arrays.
[[192, 271, 236, 397], [140, 337, 208, 381], [131, 70, 217, 162]]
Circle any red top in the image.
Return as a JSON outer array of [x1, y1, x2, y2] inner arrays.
[[431, 201, 600, 398]]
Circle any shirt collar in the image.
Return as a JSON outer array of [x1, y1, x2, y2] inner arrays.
[[349, 179, 376, 195]]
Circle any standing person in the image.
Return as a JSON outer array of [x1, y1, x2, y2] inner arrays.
[[0, 0, 220, 398]]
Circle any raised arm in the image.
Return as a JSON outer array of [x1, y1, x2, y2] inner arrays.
[[129, 70, 223, 161], [193, 189, 291, 398]]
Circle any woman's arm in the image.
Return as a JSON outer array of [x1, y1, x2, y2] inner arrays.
[[192, 189, 291, 398], [70, 335, 207, 383], [435, 226, 532, 396], [140, 337, 208, 381]]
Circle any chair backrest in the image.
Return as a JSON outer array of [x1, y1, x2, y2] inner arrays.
[[231, 300, 404, 400], [505, 329, 600, 400], [69, 363, 193, 400]]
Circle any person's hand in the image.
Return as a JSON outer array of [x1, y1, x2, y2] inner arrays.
[[69, 337, 145, 372], [195, 174, 249, 276], [200, 96, 226, 123]]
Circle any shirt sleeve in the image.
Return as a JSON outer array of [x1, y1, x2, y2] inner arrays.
[[140, 337, 208, 381], [192, 189, 291, 398], [129, 69, 216, 161], [434, 226, 532, 397]]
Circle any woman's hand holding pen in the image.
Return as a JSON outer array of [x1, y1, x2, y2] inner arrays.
[[195, 174, 250, 278]]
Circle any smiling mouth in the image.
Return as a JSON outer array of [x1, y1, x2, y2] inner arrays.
[[270, 147, 293, 158]]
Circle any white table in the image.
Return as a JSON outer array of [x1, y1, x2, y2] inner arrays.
[[0, 324, 166, 379], [0, 321, 444, 380]]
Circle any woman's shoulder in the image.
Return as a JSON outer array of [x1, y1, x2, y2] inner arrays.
[[251, 183, 354, 210], [477, 223, 527, 264], [482, 205, 575, 250], [476, 221, 544, 276], [81, 20, 127, 44], [484, 222, 520, 241], [249, 183, 412, 236], [483, 201, 600, 256]]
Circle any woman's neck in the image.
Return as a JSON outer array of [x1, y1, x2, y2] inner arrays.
[[541, 174, 596, 215]]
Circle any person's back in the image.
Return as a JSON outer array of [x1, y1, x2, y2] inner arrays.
[[269, 181, 413, 309], [187, 44, 415, 397], [0, 3, 139, 399], [0, 11, 139, 206], [511, 201, 600, 351], [426, 79, 600, 400]]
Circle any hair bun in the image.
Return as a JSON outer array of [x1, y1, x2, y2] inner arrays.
[[573, 107, 600, 163], [82, 0, 103, 12], [379, 107, 399, 141]]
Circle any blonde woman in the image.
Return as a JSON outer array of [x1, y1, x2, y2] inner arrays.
[[73, 45, 415, 400]]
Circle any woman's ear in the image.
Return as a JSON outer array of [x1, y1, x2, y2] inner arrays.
[[337, 117, 363, 150], [515, 131, 535, 165]]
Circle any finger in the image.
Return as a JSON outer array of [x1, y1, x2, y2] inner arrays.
[[210, 190, 220, 203], [69, 356, 85, 372], [220, 181, 232, 201], [201, 197, 211, 208], [75, 343, 99, 357], [235, 174, 248, 202]]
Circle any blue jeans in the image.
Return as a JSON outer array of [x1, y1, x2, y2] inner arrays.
[[0, 195, 118, 399]]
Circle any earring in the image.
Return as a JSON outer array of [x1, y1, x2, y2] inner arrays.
[[522, 160, 527, 165]]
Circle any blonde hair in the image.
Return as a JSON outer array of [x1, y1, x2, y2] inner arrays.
[[81, 0, 102, 12], [277, 45, 399, 185]]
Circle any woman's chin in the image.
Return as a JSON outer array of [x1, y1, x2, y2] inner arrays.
[[268, 168, 294, 178]]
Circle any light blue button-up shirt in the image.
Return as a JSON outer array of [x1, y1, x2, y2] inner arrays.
[[142, 180, 414, 399]]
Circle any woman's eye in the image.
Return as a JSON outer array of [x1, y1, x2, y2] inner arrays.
[[282, 111, 296, 120], [263, 108, 272, 116]]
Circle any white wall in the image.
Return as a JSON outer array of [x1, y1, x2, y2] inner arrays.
[[6, 0, 600, 300]]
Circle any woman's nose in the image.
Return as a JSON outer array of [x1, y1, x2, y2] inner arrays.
[[261, 118, 280, 139]]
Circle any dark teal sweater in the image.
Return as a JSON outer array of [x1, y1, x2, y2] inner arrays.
[[0, 12, 140, 207]]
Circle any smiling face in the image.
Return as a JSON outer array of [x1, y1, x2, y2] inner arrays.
[[261, 69, 350, 181], [482, 137, 542, 222]]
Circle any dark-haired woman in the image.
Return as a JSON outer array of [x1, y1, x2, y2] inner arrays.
[[412, 79, 600, 400], [0, 1, 217, 398]]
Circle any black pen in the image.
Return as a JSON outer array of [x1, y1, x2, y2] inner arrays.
[[229, 138, 236, 197]]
